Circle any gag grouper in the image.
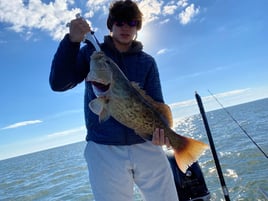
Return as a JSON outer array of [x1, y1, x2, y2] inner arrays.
[[86, 51, 209, 173]]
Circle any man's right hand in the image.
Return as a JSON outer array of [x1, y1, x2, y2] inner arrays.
[[69, 18, 91, 43]]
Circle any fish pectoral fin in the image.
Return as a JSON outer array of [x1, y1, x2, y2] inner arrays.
[[89, 98, 110, 123], [89, 98, 104, 115], [99, 108, 110, 123]]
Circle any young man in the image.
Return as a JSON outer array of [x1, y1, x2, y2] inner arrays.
[[50, 0, 179, 200]]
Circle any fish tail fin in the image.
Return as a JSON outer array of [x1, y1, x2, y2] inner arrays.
[[173, 135, 209, 173]]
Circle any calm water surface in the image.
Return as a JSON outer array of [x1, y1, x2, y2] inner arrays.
[[1, 98, 268, 200]]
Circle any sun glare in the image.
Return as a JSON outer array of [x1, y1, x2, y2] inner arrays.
[[137, 26, 155, 52]]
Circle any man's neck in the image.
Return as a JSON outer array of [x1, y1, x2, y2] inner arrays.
[[112, 38, 132, 53]]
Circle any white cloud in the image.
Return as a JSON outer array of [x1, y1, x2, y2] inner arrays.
[[47, 126, 85, 138], [0, 0, 201, 40], [139, 0, 198, 25], [159, 18, 170, 24], [163, 4, 177, 15], [212, 89, 250, 99], [0, 125, 86, 160], [85, 0, 109, 15], [0, 0, 81, 40], [178, 3, 199, 25], [157, 48, 168, 55], [169, 99, 196, 108], [169, 87, 268, 121], [1, 120, 42, 130], [139, 0, 163, 23], [162, 0, 189, 16], [177, 0, 188, 8]]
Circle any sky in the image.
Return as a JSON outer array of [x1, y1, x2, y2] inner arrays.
[[0, 0, 268, 160]]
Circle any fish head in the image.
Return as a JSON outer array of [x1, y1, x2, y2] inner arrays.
[[86, 51, 113, 97]]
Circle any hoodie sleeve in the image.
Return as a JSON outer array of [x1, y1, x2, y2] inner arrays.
[[49, 34, 91, 91], [144, 57, 165, 103]]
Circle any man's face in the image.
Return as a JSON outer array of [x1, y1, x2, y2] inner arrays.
[[111, 20, 138, 45]]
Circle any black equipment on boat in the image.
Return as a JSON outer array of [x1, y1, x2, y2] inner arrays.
[[167, 151, 210, 201]]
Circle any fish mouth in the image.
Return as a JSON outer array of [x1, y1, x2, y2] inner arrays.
[[91, 81, 110, 92], [91, 81, 110, 97]]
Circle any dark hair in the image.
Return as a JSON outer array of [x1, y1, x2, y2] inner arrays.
[[107, 0, 143, 31]]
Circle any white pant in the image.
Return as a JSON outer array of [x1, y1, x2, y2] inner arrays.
[[84, 141, 179, 201]]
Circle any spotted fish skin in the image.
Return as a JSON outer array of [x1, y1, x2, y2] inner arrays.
[[86, 51, 208, 173]]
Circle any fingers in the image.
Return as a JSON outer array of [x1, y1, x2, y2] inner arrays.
[[152, 128, 171, 147], [152, 128, 160, 145], [69, 18, 91, 43]]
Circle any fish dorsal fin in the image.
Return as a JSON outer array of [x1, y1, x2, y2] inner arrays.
[[131, 82, 173, 127]]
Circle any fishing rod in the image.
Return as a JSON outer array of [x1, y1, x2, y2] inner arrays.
[[208, 90, 268, 159], [195, 92, 231, 201]]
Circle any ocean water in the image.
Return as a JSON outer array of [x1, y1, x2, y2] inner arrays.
[[1, 98, 268, 201]]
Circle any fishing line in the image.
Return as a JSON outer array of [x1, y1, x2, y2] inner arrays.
[[208, 90, 268, 159]]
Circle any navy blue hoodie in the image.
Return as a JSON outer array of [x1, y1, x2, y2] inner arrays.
[[50, 34, 164, 145]]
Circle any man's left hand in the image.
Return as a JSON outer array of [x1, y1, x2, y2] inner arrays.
[[152, 128, 171, 147]]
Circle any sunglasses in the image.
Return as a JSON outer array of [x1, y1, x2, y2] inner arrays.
[[114, 20, 138, 27]]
